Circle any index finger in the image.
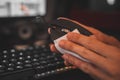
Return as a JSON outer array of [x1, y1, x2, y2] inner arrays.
[[58, 17, 120, 47], [67, 32, 120, 59]]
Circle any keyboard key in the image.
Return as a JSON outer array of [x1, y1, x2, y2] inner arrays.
[[0, 65, 5, 73], [24, 64, 32, 68], [32, 58, 39, 62], [32, 62, 40, 66], [16, 66, 23, 69], [25, 60, 31, 64], [8, 63, 15, 67], [19, 52, 24, 56], [10, 58, 17, 63], [17, 62, 23, 65], [19, 57, 25, 61], [33, 54, 39, 58], [7, 67, 14, 71], [0, 45, 65, 76], [26, 56, 31, 59]]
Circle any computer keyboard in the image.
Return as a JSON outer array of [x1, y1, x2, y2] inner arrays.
[[0, 45, 74, 80]]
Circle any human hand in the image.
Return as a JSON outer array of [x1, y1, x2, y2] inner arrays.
[[49, 17, 120, 80], [49, 17, 120, 52]]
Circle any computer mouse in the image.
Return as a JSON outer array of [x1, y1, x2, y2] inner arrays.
[[49, 18, 93, 62]]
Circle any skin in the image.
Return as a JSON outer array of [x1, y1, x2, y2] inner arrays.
[[49, 17, 120, 80]]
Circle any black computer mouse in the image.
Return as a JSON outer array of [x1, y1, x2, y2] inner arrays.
[[49, 18, 93, 62], [50, 19, 92, 41]]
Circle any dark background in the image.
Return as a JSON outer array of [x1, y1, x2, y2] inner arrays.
[[0, 0, 119, 80], [49, 0, 120, 38], [0, 0, 120, 49]]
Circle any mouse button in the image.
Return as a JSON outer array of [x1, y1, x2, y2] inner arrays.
[[50, 27, 66, 41], [50, 20, 67, 29], [56, 19, 93, 36]]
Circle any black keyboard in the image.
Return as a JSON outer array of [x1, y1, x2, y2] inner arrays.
[[0, 45, 74, 80]]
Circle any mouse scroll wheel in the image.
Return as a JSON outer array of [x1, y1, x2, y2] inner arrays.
[[51, 26, 70, 33], [61, 28, 70, 33]]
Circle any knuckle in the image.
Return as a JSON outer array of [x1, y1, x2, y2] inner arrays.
[[67, 55, 75, 64], [67, 41, 78, 52], [81, 47, 88, 55], [78, 47, 89, 59], [69, 58, 75, 65], [62, 41, 73, 49], [84, 37, 93, 46], [70, 45, 75, 50], [69, 56, 78, 65], [67, 55, 82, 67], [68, 43, 75, 50], [109, 66, 120, 77], [81, 63, 90, 73]]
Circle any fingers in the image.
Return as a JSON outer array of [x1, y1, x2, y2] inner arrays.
[[66, 32, 120, 59], [86, 27, 120, 48], [62, 54, 112, 80], [63, 60, 77, 69], [59, 39, 112, 71], [50, 44, 58, 53], [64, 61, 70, 66], [58, 17, 120, 47], [59, 32, 120, 77]]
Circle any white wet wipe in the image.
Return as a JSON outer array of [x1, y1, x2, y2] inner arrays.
[[54, 29, 89, 62]]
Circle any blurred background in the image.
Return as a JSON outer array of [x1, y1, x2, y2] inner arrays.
[[0, 1, 120, 80], [0, 0, 120, 49]]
